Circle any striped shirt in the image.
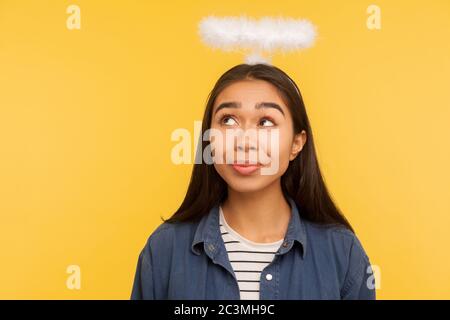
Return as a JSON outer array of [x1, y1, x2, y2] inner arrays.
[[219, 206, 284, 300]]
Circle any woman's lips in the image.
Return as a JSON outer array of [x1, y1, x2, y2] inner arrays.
[[231, 163, 262, 175]]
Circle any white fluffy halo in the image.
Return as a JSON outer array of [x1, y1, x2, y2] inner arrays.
[[198, 15, 317, 65]]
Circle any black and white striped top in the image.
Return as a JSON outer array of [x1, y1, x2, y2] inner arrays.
[[219, 206, 284, 300]]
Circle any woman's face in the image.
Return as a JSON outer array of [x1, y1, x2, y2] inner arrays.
[[210, 79, 306, 193]]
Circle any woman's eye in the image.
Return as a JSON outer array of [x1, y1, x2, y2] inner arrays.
[[259, 118, 275, 127], [222, 116, 237, 126]]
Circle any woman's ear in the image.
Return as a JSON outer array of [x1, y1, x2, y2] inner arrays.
[[289, 130, 307, 161]]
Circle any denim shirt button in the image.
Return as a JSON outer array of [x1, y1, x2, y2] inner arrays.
[[265, 274, 273, 281], [282, 241, 289, 247], [208, 244, 215, 252]]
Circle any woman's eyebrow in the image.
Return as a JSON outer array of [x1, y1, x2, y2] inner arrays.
[[214, 101, 285, 117], [256, 102, 285, 117]]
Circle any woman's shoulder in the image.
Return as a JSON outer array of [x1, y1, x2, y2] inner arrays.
[[304, 220, 375, 297], [303, 220, 371, 263], [142, 220, 198, 251]]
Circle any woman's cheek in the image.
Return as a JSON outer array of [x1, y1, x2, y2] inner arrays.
[[262, 130, 292, 176]]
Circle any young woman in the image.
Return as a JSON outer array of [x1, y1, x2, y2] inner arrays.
[[131, 63, 376, 300]]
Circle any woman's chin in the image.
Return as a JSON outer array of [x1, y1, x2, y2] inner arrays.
[[225, 177, 274, 194]]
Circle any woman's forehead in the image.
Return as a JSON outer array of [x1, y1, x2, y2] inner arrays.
[[214, 80, 287, 111]]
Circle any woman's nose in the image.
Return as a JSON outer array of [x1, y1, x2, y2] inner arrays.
[[235, 131, 258, 152], [236, 144, 257, 152]]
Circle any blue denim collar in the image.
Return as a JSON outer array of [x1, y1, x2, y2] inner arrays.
[[191, 196, 307, 259]]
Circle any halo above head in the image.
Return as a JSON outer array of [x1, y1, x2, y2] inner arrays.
[[198, 15, 317, 65]]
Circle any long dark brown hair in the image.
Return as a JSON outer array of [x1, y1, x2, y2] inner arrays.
[[162, 63, 354, 233]]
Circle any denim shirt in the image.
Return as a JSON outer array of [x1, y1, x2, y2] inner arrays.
[[131, 197, 376, 300]]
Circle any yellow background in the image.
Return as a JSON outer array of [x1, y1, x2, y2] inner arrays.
[[1, 0, 449, 299]]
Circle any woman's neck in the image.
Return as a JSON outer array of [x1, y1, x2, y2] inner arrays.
[[221, 180, 291, 243]]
